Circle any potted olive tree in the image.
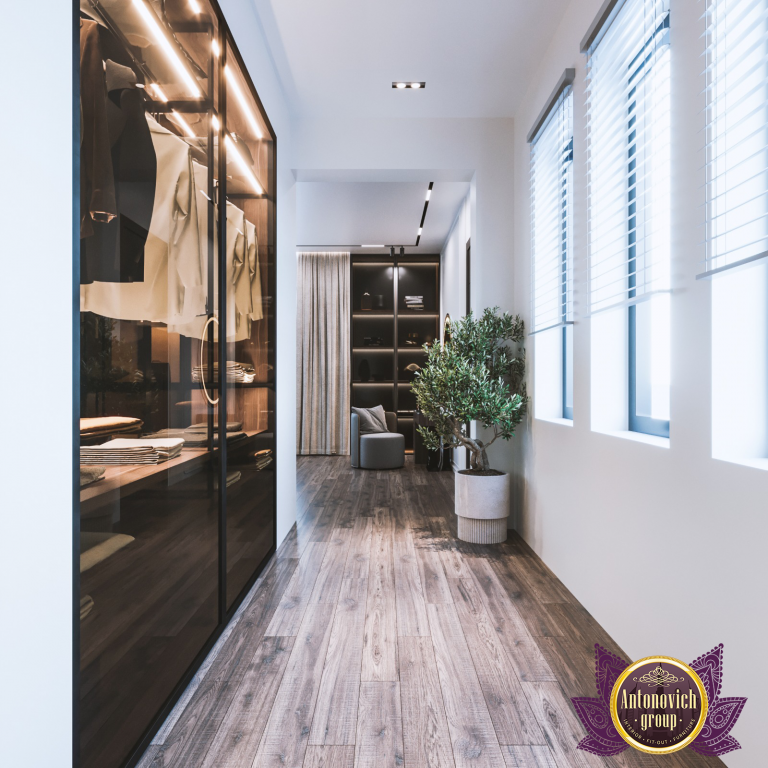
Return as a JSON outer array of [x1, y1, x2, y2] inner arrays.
[[411, 308, 528, 543]]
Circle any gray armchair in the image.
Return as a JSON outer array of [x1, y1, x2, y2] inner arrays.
[[350, 411, 405, 469]]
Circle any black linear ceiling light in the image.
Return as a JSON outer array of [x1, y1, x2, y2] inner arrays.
[[392, 81, 426, 89], [415, 182, 433, 247]]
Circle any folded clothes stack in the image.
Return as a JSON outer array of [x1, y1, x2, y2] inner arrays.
[[180, 430, 248, 448], [185, 421, 243, 433], [142, 422, 246, 448], [80, 416, 144, 444], [80, 466, 106, 487], [405, 295, 424, 310], [192, 362, 256, 384], [254, 448, 273, 471], [81, 438, 184, 465]]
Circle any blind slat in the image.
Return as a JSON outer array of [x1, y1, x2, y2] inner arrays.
[[702, 0, 768, 275], [531, 89, 574, 333], [587, 0, 671, 313]]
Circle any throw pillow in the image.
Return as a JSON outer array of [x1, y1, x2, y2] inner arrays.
[[352, 405, 389, 434]]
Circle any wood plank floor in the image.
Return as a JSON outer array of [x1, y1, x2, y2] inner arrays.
[[140, 457, 724, 768]]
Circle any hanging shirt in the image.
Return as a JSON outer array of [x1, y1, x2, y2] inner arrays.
[[81, 115, 203, 325], [167, 163, 251, 341], [245, 219, 263, 322]]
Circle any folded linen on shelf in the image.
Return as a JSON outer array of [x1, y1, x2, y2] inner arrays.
[[191, 361, 256, 384], [185, 421, 243, 433], [405, 295, 424, 310], [80, 465, 106, 487], [254, 448, 273, 471], [179, 431, 248, 448], [80, 416, 143, 434], [141, 428, 248, 448], [81, 438, 184, 465], [80, 417, 143, 440]]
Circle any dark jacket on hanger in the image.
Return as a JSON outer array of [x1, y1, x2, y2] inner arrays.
[[82, 58, 157, 284], [79, 19, 117, 240]]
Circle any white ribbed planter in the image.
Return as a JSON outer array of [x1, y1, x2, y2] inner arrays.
[[455, 470, 510, 544]]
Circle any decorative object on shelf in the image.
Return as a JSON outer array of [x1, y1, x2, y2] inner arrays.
[[405, 331, 420, 346], [373, 294, 385, 309], [363, 336, 384, 347], [404, 363, 421, 373], [358, 358, 371, 382], [405, 295, 424, 310], [442, 313, 452, 345], [361, 292, 372, 310], [412, 308, 528, 543]]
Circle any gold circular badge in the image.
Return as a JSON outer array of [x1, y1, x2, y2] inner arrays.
[[610, 655, 708, 754]]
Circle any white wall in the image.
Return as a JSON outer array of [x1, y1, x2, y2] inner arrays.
[[440, 192, 472, 469], [440, 191, 472, 327], [0, 2, 74, 764], [511, 0, 767, 762], [219, 0, 298, 549]]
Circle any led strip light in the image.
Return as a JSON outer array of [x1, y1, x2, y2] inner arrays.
[[132, 0, 201, 98]]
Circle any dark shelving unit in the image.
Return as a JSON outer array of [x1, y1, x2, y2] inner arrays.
[[350, 254, 440, 452]]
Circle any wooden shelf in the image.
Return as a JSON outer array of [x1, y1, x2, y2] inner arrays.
[[351, 252, 440, 453], [80, 430, 270, 516]]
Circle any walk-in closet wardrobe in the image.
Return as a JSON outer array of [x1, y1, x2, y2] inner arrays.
[[76, 1, 276, 766]]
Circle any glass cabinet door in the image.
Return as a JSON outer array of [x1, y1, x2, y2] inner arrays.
[[220, 41, 276, 610], [76, 1, 273, 766]]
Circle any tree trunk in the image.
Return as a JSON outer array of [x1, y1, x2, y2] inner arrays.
[[469, 442, 490, 471]]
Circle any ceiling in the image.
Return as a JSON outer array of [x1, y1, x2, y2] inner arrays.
[[296, 181, 470, 254], [251, 0, 571, 118]]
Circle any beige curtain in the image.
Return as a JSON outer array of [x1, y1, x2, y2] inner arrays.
[[296, 252, 351, 454]]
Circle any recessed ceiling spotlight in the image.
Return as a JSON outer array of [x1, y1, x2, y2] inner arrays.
[[396, 82, 407, 89], [411, 82, 421, 89], [392, 81, 426, 89]]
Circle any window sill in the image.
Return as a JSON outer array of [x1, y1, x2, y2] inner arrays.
[[535, 416, 573, 427], [596, 429, 670, 449], [713, 455, 768, 472]]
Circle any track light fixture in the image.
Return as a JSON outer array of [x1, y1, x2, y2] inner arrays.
[[415, 182, 433, 246], [391, 82, 426, 89]]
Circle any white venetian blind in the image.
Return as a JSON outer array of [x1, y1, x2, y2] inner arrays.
[[702, 0, 768, 276], [586, 0, 671, 313], [531, 89, 574, 333]]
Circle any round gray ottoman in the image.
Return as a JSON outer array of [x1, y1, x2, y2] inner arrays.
[[360, 432, 405, 469]]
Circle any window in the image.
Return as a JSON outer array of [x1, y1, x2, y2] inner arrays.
[[530, 79, 574, 420], [703, 0, 768, 275], [586, 0, 671, 438], [704, 0, 768, 466]]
